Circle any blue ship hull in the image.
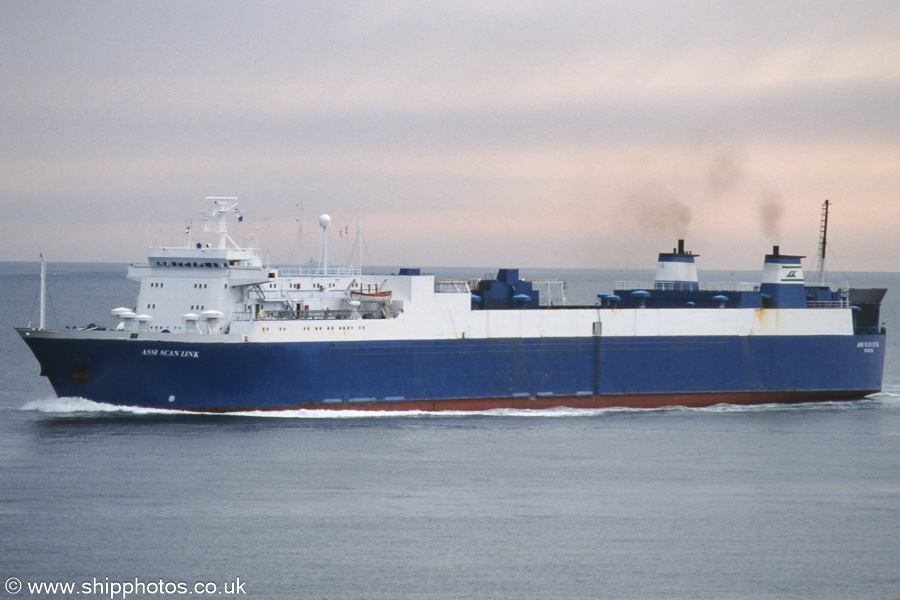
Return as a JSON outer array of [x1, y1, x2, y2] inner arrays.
[[18, 331, 886, 411]]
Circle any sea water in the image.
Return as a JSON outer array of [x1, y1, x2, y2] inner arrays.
[[2, 262, 899, 600]]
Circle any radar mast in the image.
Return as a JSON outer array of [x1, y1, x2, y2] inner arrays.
[[813, 200, 830, 285]]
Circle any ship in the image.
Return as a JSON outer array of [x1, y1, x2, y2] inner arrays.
[[17, 198, 887, 412]]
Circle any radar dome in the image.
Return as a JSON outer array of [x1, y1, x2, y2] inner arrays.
[[319, 214, 331, 228]]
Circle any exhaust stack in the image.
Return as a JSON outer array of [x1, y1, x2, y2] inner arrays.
[[655, 239, 699, 291], [760, 246, 806, 308]]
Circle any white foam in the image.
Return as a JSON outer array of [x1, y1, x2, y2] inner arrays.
[[20, 397, 186, 416], [229, 405, 664, 419], [20, 394, 896, 419], [226, 408, 434, 419], [216, 393, 900, 418], [18, 399, 638, 419], [869, 390, 900, 409], [691, 400, 874, 413]]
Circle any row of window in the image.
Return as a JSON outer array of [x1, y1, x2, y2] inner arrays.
[[144, 304, 205, 311], [259, 325, 368, 333], [267, 282, 338, 290], [149, 282, 223, 289], [153, 261, 228, 268]]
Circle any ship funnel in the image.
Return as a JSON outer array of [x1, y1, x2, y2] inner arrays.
[[760, 246, 806, 308], [655, 239, 699, 291]]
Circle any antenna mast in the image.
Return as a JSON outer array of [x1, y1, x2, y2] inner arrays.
[[39, 253, 46, 331], [297, 202, 303, 269], [318, 214, 331, 275], [202, 197, 241, 250], [814, 199, 830, 285], [356, 208, 362, 272]]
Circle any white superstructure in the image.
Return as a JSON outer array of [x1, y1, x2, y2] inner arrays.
[[112, 198, 856, 346]]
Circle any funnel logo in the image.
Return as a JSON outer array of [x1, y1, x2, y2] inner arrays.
[[780, 265, 803, 283]]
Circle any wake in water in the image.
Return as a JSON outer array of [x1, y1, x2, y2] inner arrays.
[[20, 397, 186, 416], [20, 391, 900, 419]]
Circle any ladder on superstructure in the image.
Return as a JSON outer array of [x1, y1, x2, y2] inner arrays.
[[813, 199, 830, 285]]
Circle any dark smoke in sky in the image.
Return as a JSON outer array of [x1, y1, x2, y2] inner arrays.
[[624, 183, 692, 237], [617, 150, 788, 243], [706, 150, 786, 242], [758, 191, 785, 241], [707, 152, 744, 196]]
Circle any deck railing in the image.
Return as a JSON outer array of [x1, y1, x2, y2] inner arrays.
[[435, 279, 470, 294], [807, 300, 850, 309], [234, 309, 358, 321], [616, 281, 760, 293], [276, 265, 362, 277]]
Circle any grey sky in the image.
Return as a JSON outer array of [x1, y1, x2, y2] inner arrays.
[[2, 1, 899, 270]]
